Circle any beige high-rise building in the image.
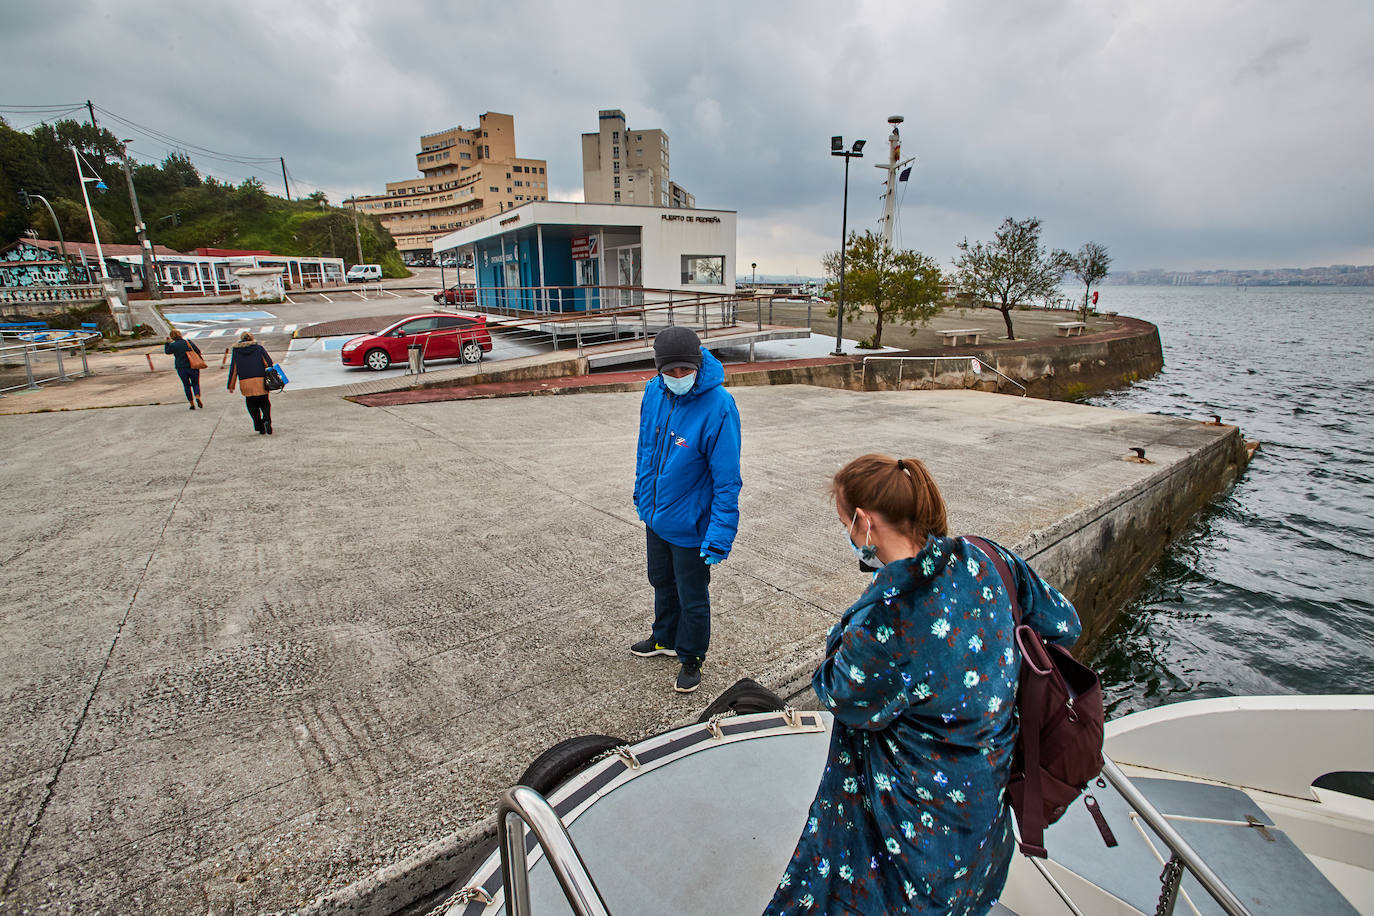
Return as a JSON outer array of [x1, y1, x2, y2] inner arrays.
[[351, 112, 549, 261], [581, 109, 694, 208]]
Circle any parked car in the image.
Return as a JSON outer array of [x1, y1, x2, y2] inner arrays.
[[346, 264, 383, 283], [340, 313, 493, 370], [433, 284, 477, 304]]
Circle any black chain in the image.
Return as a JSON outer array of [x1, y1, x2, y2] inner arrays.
[[1155, 854, 1185, 916]]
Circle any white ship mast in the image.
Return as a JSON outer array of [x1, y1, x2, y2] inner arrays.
[[876, 115, 914, 248]]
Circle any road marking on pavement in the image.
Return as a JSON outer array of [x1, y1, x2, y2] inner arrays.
[[207, 329, 230, 338], [283, 324, 298, 333], [320, 294, 333, 303]]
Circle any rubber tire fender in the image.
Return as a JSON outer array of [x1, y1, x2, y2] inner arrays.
[[696, 677, 787, 723], [516, 734, 626, 796]]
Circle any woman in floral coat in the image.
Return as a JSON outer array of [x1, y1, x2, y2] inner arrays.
[[765, 454, 1080, 915]]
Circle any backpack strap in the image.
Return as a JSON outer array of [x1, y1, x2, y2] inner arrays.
[[965, 536, 1049, 857]]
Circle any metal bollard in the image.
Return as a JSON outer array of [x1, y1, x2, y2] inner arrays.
[[407, 343, 424, 374]]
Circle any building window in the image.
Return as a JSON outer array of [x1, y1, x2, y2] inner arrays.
[[490, 186, 498, 192], [681, 255, 725, 285], [614, 191, 621, 202], [539, 167, 545, 174], [613, 176, 620, 188], [612, 146, 619, 158]]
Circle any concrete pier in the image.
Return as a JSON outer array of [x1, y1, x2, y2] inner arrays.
[[0, 384, 1245, 914]]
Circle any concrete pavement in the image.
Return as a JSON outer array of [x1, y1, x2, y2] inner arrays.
[[0, 379, 1238, 914]]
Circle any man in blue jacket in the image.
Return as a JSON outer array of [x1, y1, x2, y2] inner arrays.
[[632, 326, 742, 693]]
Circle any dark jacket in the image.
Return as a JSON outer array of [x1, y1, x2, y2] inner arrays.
[[766, 536, 1081, 915], [633, 347, 742, 557], [227, 340, 274, 397], [164, 338, 203, 370]]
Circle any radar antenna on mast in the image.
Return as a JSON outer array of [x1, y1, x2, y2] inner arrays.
[[876, 114, 915, 248]]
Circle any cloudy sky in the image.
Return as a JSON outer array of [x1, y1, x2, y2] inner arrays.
[[4, 0, 1371, 274]]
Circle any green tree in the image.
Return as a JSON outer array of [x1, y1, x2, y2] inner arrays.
[[824, 230, 944, 349], [1068, 241, 1112, 321], [953, 217, 1072, 340]]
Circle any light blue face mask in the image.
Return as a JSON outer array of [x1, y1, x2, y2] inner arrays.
[[663, 371, 696, 396], [848, 510, 884, 573]]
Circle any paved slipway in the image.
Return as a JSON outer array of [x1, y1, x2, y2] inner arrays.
[[0, 382, 1235, 914]]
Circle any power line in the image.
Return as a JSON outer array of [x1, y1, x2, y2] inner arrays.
[[93, 104, 280, 165], [13, 107, 86, 131]]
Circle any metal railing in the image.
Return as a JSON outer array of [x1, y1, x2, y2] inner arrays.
[[435, 288, 803, 362], [861, 355, 1028, 396], [0, 330, 99, 394], [498, 785, 611, 916], [1097, 755, 1252, 916]]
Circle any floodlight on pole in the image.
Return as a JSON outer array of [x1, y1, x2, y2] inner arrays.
[[72, 146, 110, 279], [830, 134, 865, 355]]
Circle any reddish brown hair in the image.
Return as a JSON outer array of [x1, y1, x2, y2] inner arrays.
[[168, 328, 183, 340], [832, 453, 948, 543]]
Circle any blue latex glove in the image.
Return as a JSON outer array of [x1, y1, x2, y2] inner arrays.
[[700, 549, 724, 566]]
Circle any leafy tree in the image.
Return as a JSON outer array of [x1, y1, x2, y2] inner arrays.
[[953, 217, 1072, 340], [823, 230, 944, 348], [29, 195, 111, 244], [1068, 241, 1111, 321]]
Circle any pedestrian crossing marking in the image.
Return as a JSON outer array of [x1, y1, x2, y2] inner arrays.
[[184, 324, 302, 339]]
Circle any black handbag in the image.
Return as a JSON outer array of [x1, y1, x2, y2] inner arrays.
[[262, 365, 284, 392]]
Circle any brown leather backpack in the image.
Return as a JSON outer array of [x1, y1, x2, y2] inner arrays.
[[966, 537, 1116, 857]]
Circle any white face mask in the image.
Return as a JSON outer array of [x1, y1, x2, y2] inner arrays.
[[663, 371, 696, 395], [848, 510, 884, 573]]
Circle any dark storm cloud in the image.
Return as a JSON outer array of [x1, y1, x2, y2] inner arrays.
[[4, 0, 1370, 272]]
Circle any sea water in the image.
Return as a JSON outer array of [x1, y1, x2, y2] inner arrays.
[[1081, 286, 1374, 715]]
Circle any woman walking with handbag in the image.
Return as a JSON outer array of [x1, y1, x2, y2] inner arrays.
[[164, 329, 206, 410], [227, 331, 277, 435], [764, 454, 1081, 916]]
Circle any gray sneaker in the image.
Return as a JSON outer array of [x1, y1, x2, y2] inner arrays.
[[631, 638, 676, 658], [675, 659, 702, 693]]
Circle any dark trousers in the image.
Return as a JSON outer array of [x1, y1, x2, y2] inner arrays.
[[245, 394, 272, 431], [646, 525, 711, 662], [177, 367, 201, 401]]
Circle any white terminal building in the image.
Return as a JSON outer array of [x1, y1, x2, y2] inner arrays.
[[432, 200, 735, 312]]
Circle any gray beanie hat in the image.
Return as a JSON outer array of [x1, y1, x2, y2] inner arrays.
[[653, 326, 702, 372]]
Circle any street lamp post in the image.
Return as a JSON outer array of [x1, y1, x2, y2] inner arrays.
[[19, 191, 71, 278], [71, 146, 110, 280], [830, 136, 866, 355]]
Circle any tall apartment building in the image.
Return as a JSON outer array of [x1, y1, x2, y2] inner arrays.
[[351, 112, 549, 261], [581, 109, 694, 208]]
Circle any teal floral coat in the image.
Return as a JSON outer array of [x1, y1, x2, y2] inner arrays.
[[764, 535, 1080, 915]]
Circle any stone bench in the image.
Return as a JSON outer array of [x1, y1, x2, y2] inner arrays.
[[940, 328, 986, 347], [1055, 321, 1087, 337]]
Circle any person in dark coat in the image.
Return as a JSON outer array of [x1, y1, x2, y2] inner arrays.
[[163, 328, 204, 410], [631, 326, 742, 694], [764, 454, 1081, 916], [227, 331, 276, 434]]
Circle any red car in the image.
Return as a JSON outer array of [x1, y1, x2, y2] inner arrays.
[[433, 285, 477, 304], [340, 313, 493, 370]]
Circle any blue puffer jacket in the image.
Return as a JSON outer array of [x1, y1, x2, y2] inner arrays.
[[634, 347, 742, 558]]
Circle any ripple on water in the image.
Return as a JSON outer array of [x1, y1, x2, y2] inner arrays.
[[1086, 286, 1374, 716]]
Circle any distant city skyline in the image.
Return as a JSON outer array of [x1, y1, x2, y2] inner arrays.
[[2, 1, 1371, 275]]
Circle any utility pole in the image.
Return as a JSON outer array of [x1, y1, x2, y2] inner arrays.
[[119, 141, 162, 299], [280, 157, 291, 200], [876, 115, 914, 250], [86, 100, 98, 130]]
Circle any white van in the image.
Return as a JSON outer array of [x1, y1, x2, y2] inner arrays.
[[346, 264, 382, 283]]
